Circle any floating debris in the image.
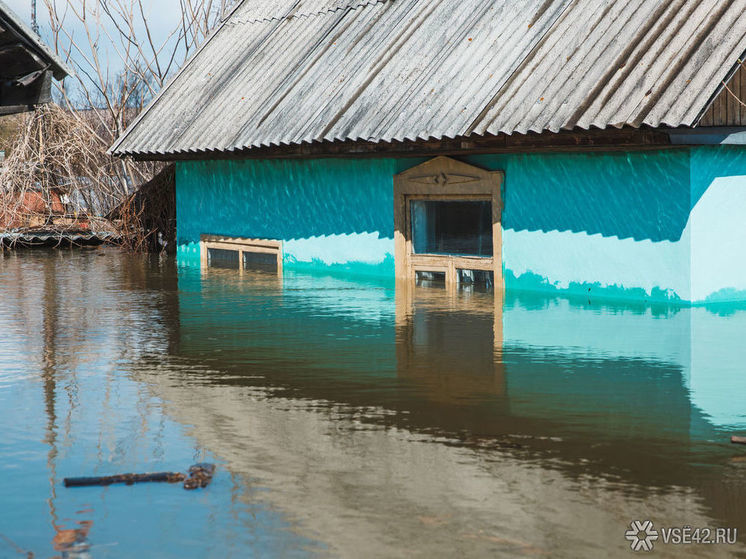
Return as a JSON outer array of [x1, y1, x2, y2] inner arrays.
[[63, 463, 216, 490], [731, 436, 746, 445], [183, 463, 216, 490], [63, 471, 186, 487]]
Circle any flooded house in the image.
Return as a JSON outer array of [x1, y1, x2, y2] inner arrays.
[[111, 0, 746, 304]]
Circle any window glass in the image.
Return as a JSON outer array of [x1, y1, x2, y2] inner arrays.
[[207, 248, 239, 269], [411, 200, 492, 257], [243, 251, 278, 273], [415, 270, 446, 288], [458, 269, 494, 290]]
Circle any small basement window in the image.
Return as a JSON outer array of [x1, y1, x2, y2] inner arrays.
[[207, 247, 240, 269], [243, 250, 279, 273], [201, 235, 283, 275]]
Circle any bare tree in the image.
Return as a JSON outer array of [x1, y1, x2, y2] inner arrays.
[[45, 0, 225, 139], [1, 0, 231, 248]]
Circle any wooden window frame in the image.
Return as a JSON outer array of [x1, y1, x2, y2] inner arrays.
[[394, 157, 504, 288], [200, 234, 283, 276]]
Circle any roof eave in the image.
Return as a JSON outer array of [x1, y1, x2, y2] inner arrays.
[[114, 126, 679, 161], [0, 0, 74, 80]]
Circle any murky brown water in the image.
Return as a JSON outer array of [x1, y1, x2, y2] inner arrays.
[[1, 248, 745, 557]]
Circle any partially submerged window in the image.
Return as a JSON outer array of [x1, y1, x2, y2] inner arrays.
[[394, 157, 503, 290], [457, 269, 494, 291], [207, 248, 240, 269], [243, 250, 279, 273], [415, 270, 446, 288], [201, 235, 282, 276]]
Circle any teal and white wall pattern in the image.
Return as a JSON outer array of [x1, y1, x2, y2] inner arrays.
[[176, 158, 405, 277], [466, 150, 691, 302], [688, 147, 746, 303], [175, 146, 746, 303]]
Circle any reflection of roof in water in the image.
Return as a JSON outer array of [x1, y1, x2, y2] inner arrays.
[[136, 366, 744, 558]]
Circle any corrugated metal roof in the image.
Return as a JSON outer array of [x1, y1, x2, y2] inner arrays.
[[231, 0, 388, 23], [111, 0, 746, 157], [0, 0, 72, 80]]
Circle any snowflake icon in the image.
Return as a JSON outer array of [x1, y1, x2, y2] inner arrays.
[[625, 520, 659, 552]]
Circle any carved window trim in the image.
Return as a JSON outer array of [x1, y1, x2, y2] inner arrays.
[[394, 157, 503, 288], [200, 234, 283, 276]]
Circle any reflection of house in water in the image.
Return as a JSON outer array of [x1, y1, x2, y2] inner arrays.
[[167, 271, 746, 488], [123, 268, 746, 553], [395, 286, 505, 404]]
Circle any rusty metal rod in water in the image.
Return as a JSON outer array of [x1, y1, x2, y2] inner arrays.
[[63, 472, 186, 487]]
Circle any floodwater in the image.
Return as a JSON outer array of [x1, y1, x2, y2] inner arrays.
[[1, 249, 745, 558]]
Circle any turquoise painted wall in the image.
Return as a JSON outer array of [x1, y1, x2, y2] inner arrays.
[[176, 158, 419, 277], [688, 147, 746, 303], [464, 151, 691, 301], [176, 146, 746, 303]]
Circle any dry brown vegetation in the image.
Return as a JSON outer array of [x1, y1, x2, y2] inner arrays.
[[0, 104, 162, 244], [0, 0, 231, 250]]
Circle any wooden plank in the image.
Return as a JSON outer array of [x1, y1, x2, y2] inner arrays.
[[411, 256, 495, 272], [491, 170, 504, 291], [200, 240, 208, 268], [713, 88, 726, 126], [393, 173, 409, 280], [201, 234, 282, 250], [699, 104, 713, 127], [207, 242, 278, 255], [727, 67, 736, 126], [64, 471, 186, 487]]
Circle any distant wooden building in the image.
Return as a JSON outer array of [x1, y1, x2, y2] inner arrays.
[[0, 187, 66, 230], [112, 0, 746, 304], [0, 0, 70, 115]]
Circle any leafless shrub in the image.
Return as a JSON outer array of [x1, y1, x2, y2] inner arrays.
[[0, 103, 158, 243], [114, 164, 176, 253], [0, 0, 231, 249]]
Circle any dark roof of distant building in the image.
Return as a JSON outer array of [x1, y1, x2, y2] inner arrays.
[[0, 0, 71, 81]]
